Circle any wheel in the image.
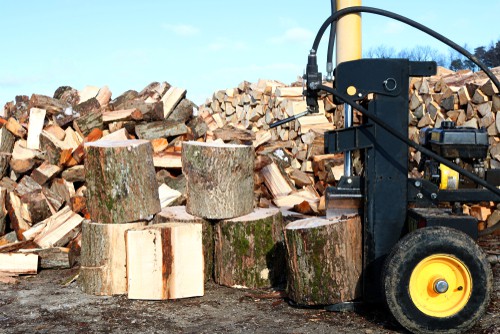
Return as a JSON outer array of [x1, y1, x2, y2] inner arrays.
[[383, 226, 493, 334]]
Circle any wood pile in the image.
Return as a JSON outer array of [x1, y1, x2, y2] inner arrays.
[[0, 82, 197, 281], [1, 65, 499, 283]]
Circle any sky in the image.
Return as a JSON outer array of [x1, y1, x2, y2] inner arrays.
[[1, 0, 499, 107]]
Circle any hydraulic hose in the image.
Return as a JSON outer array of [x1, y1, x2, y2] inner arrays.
[[312, 6, 500, 92], [326, 0, 336, 75], [317, 83, 500, 198]]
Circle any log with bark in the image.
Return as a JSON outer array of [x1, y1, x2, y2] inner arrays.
[[214, 208, 285, 288], [79, 220, 147, 295], [125, 222, 204, 300], [84, 139, 160, 224], [284, 216, 362, 306], [182, 141, 254, 220]]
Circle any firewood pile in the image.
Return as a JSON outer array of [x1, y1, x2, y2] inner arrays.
[[1, 65, 499, 281]]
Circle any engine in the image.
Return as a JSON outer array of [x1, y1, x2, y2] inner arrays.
[[418, 121, 489, 189]]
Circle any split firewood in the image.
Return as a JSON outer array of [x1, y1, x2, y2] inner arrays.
[[285, 216, 362, 305], [153, 206, 214, 282], [84, 139, 160, 224], [0, 126, 16, 177], [214, 208, 285, 289], [26, 108, 46, 149], [19, 247, 75, 269], [79, 220, 147, 295], [33, 207, 83, 249], [182, 141, 254, 219], [161, 87, 186, 118], [126, 223, 204, 300], [5, 117, 26, 138], [0, 253, 38, 274], [31, 162, 61, 185], [135, 121, 188, 140], [29, 94, 71, 115]]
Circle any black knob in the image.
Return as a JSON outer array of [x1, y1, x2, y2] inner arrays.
[[441, 120, 456, 129]]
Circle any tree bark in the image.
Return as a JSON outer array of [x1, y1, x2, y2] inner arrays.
[[79, 220, 147, 295], [84, 139, 160, 224], [182, 141, 254, 220], [214, 208, 285, 289], [284, 216, 362, 306], [153, 206, 214, 281]]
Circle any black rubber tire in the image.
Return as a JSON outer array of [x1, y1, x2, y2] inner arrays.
[[383, 226, 493, 334]]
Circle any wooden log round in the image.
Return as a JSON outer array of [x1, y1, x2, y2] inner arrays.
[[84, 139, 160, 224], [284, 216, 362, 306], [214, 208, 285, 289], [182, 141, 254, 220], [153, 206, 214, 282], [79, 220, 147, 295]]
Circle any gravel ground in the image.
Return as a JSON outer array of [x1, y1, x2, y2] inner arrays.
[[0, 234, 498, 334]]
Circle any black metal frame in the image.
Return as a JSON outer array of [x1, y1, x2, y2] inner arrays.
[[324, 58, 499, 302]]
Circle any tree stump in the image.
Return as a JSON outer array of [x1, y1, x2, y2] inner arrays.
[[214, 208, 285, 289], [84, 140, 160, 224], [153, 206, 214, 282], [126, 223, 204, 300], [284, 216, 362, 306], [182, 141, 254, 220], [79, 220, 147, 295]]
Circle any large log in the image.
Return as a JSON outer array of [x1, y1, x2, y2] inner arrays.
[[79, 220, 147, 295], [84, 139, 160, 224], [125, 222, 204, 300], [153, 206, 214, 281], [182, 141, 254, 220], [214, 208, 285, 288], [284, 216, 362, 306]]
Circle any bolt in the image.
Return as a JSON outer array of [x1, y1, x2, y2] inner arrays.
[[434, 280, 449, 294], [415, 181, 421, 187], [417, 193, 423, 199], [347, 178, 352, 184], [431, 193, 437, 200]]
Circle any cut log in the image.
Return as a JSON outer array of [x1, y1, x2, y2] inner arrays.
[[135, 121, 188, 140], [26, 108, 46, 149], [126, 222, 204, 300], [0, 126, 16, 178], [19, 247, 75, 269], [182, 141, 254, 220], [6, 192, 31, 240], [261, 162, 294, 198], [158, 183, 182, 208], [85, 139, 160, 224], [79, 220, 147, 295], [153, 151, 182, 168], [33, 207, 83, 249], [5, 117, 26, 138], [161, 87, 186, 118], [29, 94, 71, 114], [284, 216, 362, 306], [0, 253, 38, 274], [30, 162, 61, 185], [153, 206, 214, 282], [61, 165, 85, 182], [214, 208, 285, 289], [0, 187, 7, 235]]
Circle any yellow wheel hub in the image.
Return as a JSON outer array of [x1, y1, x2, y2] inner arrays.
[[409, 254, 472, 318]]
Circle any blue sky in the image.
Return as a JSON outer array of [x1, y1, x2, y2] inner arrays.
[[1, 0, 499, 106]]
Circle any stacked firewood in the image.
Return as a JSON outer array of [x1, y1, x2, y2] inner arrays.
[[1, 65, 499, 281], [0, 82, 199, 281], [199, 67, 500, 227]]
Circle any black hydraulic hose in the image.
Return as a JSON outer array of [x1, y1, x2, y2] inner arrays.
[[317, 83, 500, 198], [326, 0, 336, 65], [312, 6, 500, 92]]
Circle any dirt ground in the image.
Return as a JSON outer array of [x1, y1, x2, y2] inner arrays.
[[0, 235, 498, 334]]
